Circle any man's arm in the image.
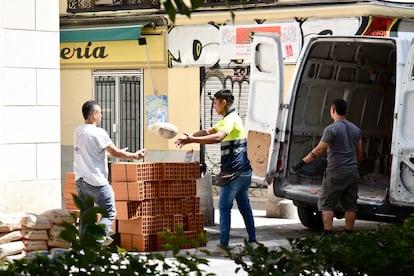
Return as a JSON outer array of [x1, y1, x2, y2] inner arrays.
[[290, 141, 328, 173], [192, 128, 215, 137], [303, 141, 328, 163], [175, 128, 226, 148], [356, 138, 363, 162], [105, 144, 146, 160]]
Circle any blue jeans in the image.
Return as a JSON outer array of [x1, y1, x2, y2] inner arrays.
[[76, 178, 116, 236], [218, 170, 256, 246]]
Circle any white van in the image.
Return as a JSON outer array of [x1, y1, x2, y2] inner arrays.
[[245, 33, 414, 230]]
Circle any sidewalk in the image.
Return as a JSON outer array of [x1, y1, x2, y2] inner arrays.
[[199, 209, 302, 275], [190, 187, 304, 276]]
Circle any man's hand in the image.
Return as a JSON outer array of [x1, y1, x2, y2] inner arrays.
[[174, 132, 193, 149], [130, 148, 146, 160], [290, 160, 306, 174], [134, 148, 146, 159]]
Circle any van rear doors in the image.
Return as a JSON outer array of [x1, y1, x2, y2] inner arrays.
[[245, 33, 284, 184], [389, 38, 414, 207]]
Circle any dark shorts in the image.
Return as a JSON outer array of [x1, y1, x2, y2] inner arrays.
[[318, 166, 359, 212]]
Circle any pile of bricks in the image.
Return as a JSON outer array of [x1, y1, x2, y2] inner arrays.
[[63, 162, 206, 252], [111, 162, 205, 252], [63, 172, 78, 210]]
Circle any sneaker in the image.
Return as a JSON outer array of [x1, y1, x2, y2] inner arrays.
[[101, 236, 114, 246], [320, 230, 333, 238], [209, 245, 229, 257]]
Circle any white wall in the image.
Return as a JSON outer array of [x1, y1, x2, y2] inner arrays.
[[0, 0, 61, 213]]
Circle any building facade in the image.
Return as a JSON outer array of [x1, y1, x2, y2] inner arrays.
[[2, 0, 412, 213], [59, 0, 414, 186], [0, 0, 61, 213]]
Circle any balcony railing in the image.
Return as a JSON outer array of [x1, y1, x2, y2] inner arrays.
[[67, 0, 376, 14], [202, 0, 277, 7], [67, 0, 161, 13], [67, 0, 280, 13]]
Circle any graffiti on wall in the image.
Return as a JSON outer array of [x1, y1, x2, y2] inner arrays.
[[168, 16, 414, 68], [168, 21, 301, 67], [202, 67, 250, 122], [168, 24, 221, 68], [359, 17, 400, 36]]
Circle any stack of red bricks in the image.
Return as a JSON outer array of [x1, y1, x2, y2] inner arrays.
[[111, 162, 206, 252], [63, 172, 78, 211]]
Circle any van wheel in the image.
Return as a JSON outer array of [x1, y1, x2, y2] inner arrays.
[[297, 206, 323, 231]]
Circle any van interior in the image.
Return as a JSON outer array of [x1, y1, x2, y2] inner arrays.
[[287, 38, 396, 206]]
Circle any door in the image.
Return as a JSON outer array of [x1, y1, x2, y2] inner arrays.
[[93, 71, 144, 153], [389, 39, 414, 206], [244, 33, 284, 184]]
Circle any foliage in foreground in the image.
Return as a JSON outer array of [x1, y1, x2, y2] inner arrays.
[[2, 193, 414, 275], [0, 194, 212, 276], [229, 214, 414, 276]]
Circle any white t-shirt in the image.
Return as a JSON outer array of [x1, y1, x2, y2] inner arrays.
[[73, 124, 113, 186]]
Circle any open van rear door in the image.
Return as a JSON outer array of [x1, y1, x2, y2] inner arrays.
[[389, 38, 414, 206], [245, 33, 284, 184]]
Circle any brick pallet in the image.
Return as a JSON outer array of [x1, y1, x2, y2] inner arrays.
[[63, 172, 78, 211], [112, 162, 206, 252], [63, 162, 205, 252]]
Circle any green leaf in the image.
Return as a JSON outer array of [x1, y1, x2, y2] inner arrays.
[[190, 0, 205, 9], [163, 0, 177, 22], [59, 222, 78, 243], [174, 0, 191, 17]]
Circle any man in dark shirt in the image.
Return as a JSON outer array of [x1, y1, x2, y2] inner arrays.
[[291, 98, 363, 234]]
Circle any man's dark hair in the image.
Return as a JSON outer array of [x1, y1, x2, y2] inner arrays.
[[214, 89, 234, 104], [332, 98, 347, 115], [82, 100, 99, 120]]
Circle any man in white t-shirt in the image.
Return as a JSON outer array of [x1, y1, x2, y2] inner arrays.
[[74, 100, 146, 246]]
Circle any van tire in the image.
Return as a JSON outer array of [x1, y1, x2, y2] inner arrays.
[[297, 206, 324, 231]]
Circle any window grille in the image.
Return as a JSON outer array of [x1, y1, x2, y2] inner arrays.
[[94, 71, 143, 153]]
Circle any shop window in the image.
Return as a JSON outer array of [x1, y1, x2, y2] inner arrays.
[[93, 71, 144, 153]]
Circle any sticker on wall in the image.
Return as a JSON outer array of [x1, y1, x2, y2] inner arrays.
[[146, 95, 168, 126], [219, 22, 301, 63]]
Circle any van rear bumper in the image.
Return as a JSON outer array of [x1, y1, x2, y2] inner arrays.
[[273, 178, 414, 223]]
